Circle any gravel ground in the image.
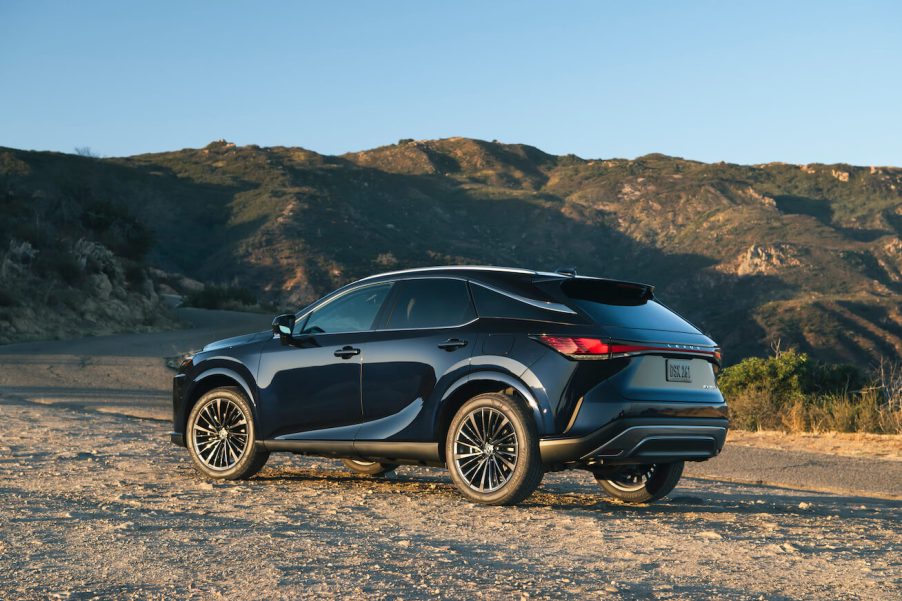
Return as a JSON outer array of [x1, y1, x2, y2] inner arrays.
[[2, 397, 900, 600], [1, 311, 900, 599]]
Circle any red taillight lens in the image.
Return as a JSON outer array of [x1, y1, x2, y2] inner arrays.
[[537, 335, 720, 362], [537, 336, 611, 356]]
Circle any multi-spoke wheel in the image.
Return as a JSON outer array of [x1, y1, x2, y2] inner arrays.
[[594, 461, 684, 504], [452, 407, 519, 492], [341, 458, 399, 477], [446, 393, 543, 505], [187, 387, 269, 480]]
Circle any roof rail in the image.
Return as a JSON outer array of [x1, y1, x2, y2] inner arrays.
[[554, 266, 578, 277]]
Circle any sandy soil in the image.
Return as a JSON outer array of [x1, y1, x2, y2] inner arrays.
[[1, 310, 900, 599], [727, 430, 902, 462], [2, 399, 900, 601]]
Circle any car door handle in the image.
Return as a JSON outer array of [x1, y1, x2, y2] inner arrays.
[[334, 346, 361, 359], [438, 339, 468, 351]]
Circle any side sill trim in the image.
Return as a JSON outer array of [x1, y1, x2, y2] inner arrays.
[[261, 440, 441, 462]]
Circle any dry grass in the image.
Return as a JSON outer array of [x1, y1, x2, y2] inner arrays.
[[720, 350, 902, 434], [728, 387, 902, 434]]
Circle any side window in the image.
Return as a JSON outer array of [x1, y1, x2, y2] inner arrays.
[[470, 282, 566, 322], [384, 279, 475, 329], [300, 283, 392, 334]]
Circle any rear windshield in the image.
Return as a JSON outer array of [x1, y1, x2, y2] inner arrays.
[[560, 279, 699, 333]]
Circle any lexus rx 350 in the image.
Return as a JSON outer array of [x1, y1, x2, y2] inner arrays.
[[170, 266, 727, 505]]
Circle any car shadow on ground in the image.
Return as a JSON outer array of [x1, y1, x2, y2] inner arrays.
[[245, 464, 902, 522]]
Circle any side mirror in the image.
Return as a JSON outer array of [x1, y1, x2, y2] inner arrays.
[[272, 313, 296, 346]]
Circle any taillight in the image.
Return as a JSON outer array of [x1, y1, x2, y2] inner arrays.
[[536, 335, 720, 362], [536, 336, 611, 356]]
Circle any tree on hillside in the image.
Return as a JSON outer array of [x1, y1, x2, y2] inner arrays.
[[74, 146, 99, 158]]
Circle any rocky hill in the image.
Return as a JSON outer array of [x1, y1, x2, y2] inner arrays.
[[1, 138, 900, 366]]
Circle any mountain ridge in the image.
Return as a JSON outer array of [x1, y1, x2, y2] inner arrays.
[[1, 138, 900, 366]]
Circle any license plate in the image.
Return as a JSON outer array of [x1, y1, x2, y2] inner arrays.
[[666, 359, 692, 383]]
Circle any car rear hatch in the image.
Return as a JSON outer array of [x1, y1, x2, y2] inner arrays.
[[536, 276, 723, 403]]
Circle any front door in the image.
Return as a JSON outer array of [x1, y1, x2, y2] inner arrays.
[[256, 282, 394, 440]]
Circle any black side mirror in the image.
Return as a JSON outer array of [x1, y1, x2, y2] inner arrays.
[[272, 313, 296, 346]]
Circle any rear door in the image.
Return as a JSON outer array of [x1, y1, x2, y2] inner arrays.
[[358, 277, 477, 442]]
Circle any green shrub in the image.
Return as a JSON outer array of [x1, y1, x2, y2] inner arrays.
[[35, 249, 84, 287], [124, 262, 146, 290], [80, 199, 153, 260], [719, 349, 899, 433], [718, 348, 810, 407], [0, 288, 17, 307]]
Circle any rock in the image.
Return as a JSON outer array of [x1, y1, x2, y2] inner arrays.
[[699, 530, 723, 540], [735, 244, 801, 276], [87, 274, 113, 301]]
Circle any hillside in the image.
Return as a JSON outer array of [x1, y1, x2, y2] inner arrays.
[[0, 151, 176, 342], [1, 138, 900, 366]]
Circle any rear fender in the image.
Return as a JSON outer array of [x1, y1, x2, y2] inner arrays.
[[439, 371, 555, 435]]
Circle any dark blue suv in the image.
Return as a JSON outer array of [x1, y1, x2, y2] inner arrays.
[[171, 266, 727, 505]]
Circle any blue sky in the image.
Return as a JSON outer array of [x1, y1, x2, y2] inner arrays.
[[1, 1, 900, 165]]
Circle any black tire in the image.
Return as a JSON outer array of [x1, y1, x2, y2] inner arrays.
[[594, 462, 684, 504], [186, 386, 269, 480], [445, 392, 544, 506], [341, 458, 399, 476]]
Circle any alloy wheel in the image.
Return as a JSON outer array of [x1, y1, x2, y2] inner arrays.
[[606, 464, 656, 492], [452, 407, 519, 493], [191, 397, 250, 471]]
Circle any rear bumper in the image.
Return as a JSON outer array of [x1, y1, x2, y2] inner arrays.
[[539, 417, 728, 466]]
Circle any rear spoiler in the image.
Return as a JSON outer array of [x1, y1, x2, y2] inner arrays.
[[555, 276, 655, 304]]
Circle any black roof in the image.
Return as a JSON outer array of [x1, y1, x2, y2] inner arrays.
[[355, 265, 653, 300]]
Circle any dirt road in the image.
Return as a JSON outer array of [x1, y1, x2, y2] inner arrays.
[[1, 310, 900, 599]]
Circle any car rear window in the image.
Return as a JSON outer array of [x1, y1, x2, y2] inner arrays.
[[560, 279, 699, 333]]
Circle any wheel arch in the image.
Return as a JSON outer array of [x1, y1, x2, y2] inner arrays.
[[181, 368, 257, 435], [434, 371, 550, 461]]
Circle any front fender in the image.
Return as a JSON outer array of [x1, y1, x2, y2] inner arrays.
[[188, 366, 257, 408], [176, 360, 260, 437]]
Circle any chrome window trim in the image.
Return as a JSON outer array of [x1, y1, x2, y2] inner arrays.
[[280, 317, 480, 339], [471, 281, 578, 315]]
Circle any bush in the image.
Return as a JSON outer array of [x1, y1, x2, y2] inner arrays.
[[124, 262, 146, 290], [34, 249, 85, 287], [718, 349, 810, 407], [183, 285, 256, 310], [80, 199, 153, 260], [0, 288, 18, 307], [719, 349, 901, 433]]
